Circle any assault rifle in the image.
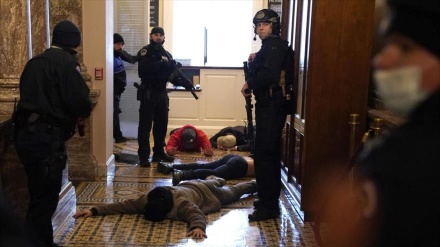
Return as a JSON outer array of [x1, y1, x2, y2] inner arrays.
[[244, 92, 255, 154], [156, 45, 198, 100], [243, 61, 255, 154]]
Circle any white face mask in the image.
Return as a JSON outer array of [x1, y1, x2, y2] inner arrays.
[[374, 66, 428, 116]]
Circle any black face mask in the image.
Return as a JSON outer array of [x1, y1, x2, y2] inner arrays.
[[114, 49, 122, 57]]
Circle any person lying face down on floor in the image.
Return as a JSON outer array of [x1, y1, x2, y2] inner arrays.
[[157, 154, 255, 186], [73, 177, 257, 239], [166, 124, 214, 157], [209, 126, 251, 151], [215, 134, 241, 151]]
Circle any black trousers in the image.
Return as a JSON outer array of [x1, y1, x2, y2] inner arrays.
[[14, 121, 67, 247], [113, 93, 123, 140], [173, 154, 248, 180], [254, 90, 287, 211], [137, 89, 169, 162]]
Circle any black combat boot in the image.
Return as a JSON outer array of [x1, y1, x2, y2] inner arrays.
[[152, 152, 175, 162], [157, 162, 174, 174], [172, 170, 194, 186], [139, 160, 150, 167], [253, 199, 261, 209], [248, 207, 280, 221]]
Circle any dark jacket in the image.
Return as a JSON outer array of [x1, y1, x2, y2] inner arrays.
[[209, 126, 250, 151], [137, 43, 174, 88], [356, 90, 440, 246], [16, 46, 92, 136], [247, 35, 288, 95]]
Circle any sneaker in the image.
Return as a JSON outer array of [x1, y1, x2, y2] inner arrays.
[[139, 160, 150, 167], [157, 162, 174, 174], [172, 170, 184, 186], [115, 136, 127, 143], [205, 175, 226, 187], [248, 207, 280, 221], [152, 153, 175, 162]]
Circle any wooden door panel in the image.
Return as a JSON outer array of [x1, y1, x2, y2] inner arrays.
[[280, 0, 375, 220]]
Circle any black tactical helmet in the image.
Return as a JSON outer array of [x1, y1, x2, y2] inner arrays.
[[253, 9, 281, 36]]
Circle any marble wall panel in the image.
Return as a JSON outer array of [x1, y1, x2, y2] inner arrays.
[[50, 0, 83, 63], [0, 0, 28, 79], [0, 0, 83, 82], [31, 0, 48, 56]]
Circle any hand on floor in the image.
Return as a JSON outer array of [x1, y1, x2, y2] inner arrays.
[[73, 209, 93, 219], [203, 147, 213, 156], [188, 228, 207, 239], [168, 147, 178, 156]]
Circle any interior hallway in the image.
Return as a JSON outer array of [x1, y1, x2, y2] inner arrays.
[[52, 138, 319, 247]]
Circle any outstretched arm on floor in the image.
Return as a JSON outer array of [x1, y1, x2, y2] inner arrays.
[[188, 228, 207, 239]]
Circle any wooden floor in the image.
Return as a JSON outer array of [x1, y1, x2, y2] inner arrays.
[[51, 138, 318, 247]]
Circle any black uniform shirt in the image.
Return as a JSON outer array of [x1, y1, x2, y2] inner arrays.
[[17, 46, 92, 131], [137, 43, 174, 88], [247, 35, 288, 93]]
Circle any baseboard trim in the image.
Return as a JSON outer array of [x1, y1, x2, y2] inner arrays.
[[53, 182, 76, 233], [281, 170, 304, 222]]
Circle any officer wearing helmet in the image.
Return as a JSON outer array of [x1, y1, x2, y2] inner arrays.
[[241, 9, 289, 221], [136, 27, 175, 167]]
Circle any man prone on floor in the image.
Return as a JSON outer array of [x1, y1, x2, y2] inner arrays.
[[73, 177, 256, 239]]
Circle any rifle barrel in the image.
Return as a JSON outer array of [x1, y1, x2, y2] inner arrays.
[[158, 45, 198, 100], [190, 89, 199, 100]]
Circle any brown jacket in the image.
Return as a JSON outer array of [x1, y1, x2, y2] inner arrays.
[[92, 180, 222, 231]]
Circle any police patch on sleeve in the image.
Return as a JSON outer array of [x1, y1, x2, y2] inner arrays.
[[140, 49, 147, 56]]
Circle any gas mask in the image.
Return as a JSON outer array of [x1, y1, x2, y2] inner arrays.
[[374, 66, 428, 116]]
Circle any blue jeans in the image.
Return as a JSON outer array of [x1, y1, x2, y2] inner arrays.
[[173, 154, 248, 180]]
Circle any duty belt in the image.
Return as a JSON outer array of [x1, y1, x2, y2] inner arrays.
[[268, 85, 282, 97]]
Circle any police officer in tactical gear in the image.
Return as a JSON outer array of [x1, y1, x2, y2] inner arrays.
[[14, 20, 92, 246], [113, 33, 138, 143], [136, 27, 175, 167], [241, 9, 289, 221]]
